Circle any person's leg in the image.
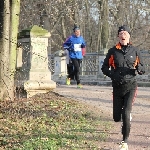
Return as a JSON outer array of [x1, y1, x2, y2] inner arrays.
[[69, 58, 80, 85], [113, 87, 123, 122], [121, 87, 137, 143], [66, 64, 70, 85], [77, 59, 82, 68], [67, 63, 74, 80], [67, 64, 70, 78], [70, 66, 74, 80]]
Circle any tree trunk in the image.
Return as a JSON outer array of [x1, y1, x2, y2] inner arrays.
[[97, 0, 103, 53], [85, 0, 92, 52], [101, 0, 109, 49], [0, 1, 4, 100], [9, 0, 20, 100], [61, 15, 66, 39], [0, 0, 11, 100]]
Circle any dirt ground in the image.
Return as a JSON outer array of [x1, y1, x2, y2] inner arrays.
[[54, 85, 150, 150]]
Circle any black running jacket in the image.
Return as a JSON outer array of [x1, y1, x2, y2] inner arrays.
[[101, 43, 145, 84]]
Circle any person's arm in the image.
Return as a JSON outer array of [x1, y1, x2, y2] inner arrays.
[[101, 49, 125, 84], [63, 36, 72, 50], [101, 49, 114, 77], [135, 50, 145, 75], [81, 37, 86, 48]]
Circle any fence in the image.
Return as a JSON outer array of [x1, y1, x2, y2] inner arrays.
[[141, 50, 150, 74], [49, 50, 150, 76]]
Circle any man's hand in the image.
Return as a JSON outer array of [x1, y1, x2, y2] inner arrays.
[[110, 72, 125, 85], [138, 71, 145, 75], [136, 65, 145, 75]]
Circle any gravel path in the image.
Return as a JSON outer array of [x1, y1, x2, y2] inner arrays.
[[54, 85, 150, 150]]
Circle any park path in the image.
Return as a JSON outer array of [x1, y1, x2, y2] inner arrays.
[[54, 85, 150, 150]]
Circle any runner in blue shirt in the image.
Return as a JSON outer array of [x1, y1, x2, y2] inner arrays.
[[63, 25, 86, 88]]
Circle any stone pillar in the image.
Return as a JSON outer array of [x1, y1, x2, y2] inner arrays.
[[16, 25, 56, 98], [52, 50, 68, 81], [53, 57, 67, 76]]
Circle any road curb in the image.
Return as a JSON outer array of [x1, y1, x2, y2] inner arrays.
[[54, 79, 150, 87]]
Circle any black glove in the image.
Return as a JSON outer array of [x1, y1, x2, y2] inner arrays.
[[137, 65, 145, 75], [81, 44, 85, 48], [138, 71, 145, 75], [110, 72, 125, 85]]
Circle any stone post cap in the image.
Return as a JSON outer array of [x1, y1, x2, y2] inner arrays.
[[54, 50, 66, 57], [18, 25, 51, 38]]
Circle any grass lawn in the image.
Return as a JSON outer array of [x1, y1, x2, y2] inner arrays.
[[0, 91, 112, 150]]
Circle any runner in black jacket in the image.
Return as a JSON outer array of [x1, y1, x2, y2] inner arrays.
[[101, 25, 145, 150]]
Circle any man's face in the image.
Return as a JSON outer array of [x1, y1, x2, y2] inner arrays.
[[74, 29, 80, 37], [118, 31, 130, 45]]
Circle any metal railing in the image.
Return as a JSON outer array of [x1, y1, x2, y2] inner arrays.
[[48, 54, 55, 74], [141, 50, 150, 74], [80, 53, 100, 75], [49, 51, 150, 75]]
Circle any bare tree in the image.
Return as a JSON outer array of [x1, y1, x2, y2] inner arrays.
[[0, 0, 10, 100], [100, 0, 109, 50], [19, 0, 150, 54], [0, 0, 20, 101], [9, 0, 20, 100]]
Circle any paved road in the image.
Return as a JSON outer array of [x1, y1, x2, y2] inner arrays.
[[54, 84, 150, 150]]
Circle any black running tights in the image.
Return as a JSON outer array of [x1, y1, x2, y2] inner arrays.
[[113, 85, 137, 143]]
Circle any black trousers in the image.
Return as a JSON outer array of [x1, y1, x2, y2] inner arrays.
[[67, 63, 74, 80], [113, 80, 137, 142], [68, 58, 82, 84]]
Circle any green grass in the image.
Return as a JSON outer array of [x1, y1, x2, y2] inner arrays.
[[0, 91, 112, 150]]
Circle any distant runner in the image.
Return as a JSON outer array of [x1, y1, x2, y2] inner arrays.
[[63, 25, 86, 88]]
